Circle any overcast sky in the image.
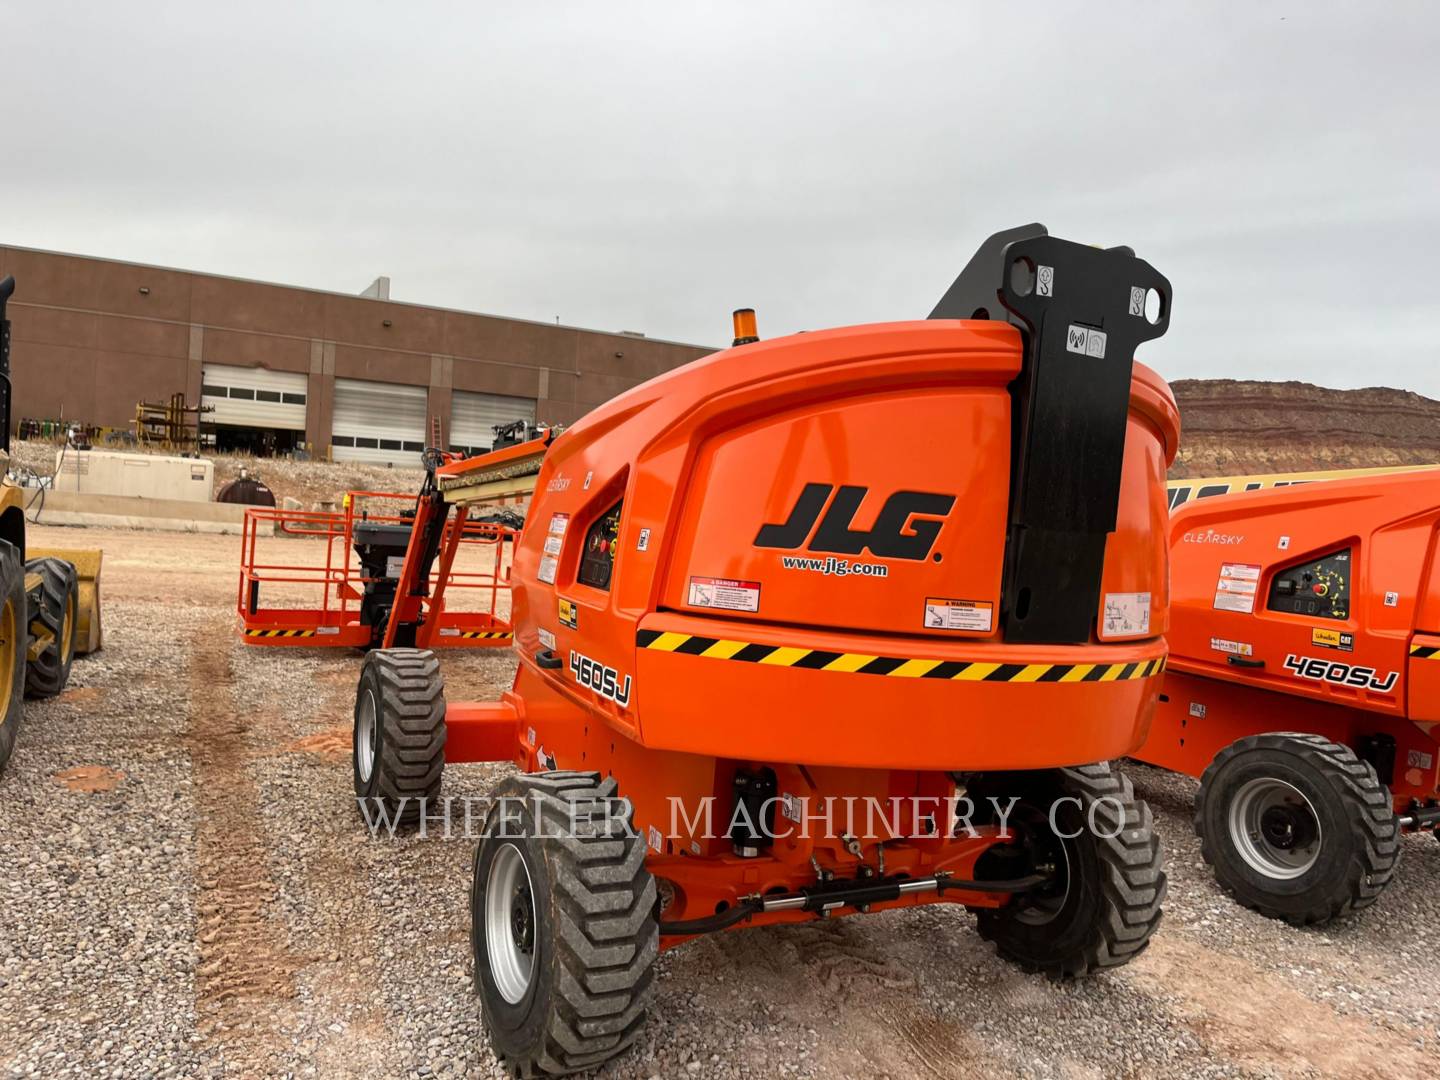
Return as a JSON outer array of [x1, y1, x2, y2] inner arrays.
[[5, 2, 1437, 394]]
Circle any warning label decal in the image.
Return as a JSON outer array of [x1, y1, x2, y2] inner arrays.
[[548, 513, 570, 536], [1101, 592, 1151, 638], [923, 598, 993, 632], [1214, 563, 1262, 614], [687, 576, 760, 613], [1210, 637, 1253, 657]]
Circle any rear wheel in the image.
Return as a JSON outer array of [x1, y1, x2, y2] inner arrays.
[[0, 543, 28, 773], [1195, 733, 1399, 925], [24, 557, 78, 698], [472, 771, 657, 1077], [971, 762, 1166, 977], [352, 648, 446, 827]]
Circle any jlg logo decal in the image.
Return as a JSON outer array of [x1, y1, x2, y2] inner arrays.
[[1283, 654, 1397, 693], [754, 483, 955, 561], [569, 651, 632, 708]]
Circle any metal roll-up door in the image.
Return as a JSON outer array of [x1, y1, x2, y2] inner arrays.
[[450, 391, 536, 455], [201, 364, 308, 430], [331, 379, 427, 466]]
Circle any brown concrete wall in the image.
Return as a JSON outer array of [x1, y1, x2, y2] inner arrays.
[[0, 245, 714, 451]]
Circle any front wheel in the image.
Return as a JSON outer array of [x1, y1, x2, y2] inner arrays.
[[971, 762, 1166, 978], [472, 771, 657, 1077], [351, 648, 446, 828], [24, 556, 79, 698], [0, 542, 26, 773], [1195, 733, 1399, 925]]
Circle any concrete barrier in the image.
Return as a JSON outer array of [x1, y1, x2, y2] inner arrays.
[[25, 489, 271, 536]]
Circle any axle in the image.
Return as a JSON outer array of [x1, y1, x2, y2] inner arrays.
[[657, 868, 1051, 937]]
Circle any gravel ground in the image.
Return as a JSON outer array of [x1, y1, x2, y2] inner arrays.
[[2, 525, 1439, 1079]]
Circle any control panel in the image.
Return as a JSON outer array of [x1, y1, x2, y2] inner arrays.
[[577, 501, 623, 591], [1266, 548, 1351, 620]]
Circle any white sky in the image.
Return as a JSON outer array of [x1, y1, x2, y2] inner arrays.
[[5, 1, 1437, 392]]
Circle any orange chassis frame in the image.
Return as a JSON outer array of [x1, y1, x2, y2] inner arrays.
[[382, 462, 1059, 942], [237, 490, 516, 648], [439, 685, 1024, 945]]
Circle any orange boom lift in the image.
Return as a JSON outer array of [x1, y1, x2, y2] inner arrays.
[[350, 226, 1180, 1076], [1135, 469, 1440, 925], [235, 475, 534, 648]]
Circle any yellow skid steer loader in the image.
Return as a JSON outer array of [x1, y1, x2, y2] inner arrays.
[[0, 276, 103, 773]]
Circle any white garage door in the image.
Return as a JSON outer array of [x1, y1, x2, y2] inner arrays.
[[201, 364, 308, 431], [450, 391, 536, 455], [331, 378, 427, 466]]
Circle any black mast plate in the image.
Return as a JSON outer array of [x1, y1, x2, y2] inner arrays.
[[932, 227, 1172, 644]]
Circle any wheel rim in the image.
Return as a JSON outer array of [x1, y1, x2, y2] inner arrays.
[[60, 590, 75, 665], [356, 688, 377, 783], [486, 842, 537, 1004], [0, 598, 15, 717], [1228, 777, 1322, 879], [996, 800, 1074, 927], [1015, 838, 1072, 926]]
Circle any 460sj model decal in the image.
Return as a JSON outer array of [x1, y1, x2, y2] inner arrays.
[[570, 650, 633, 707], [1283, 654, 1397, 693]]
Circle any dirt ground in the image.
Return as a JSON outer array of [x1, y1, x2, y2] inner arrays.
[[2, 524, 1439, 1079]]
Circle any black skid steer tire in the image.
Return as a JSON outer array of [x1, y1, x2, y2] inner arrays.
[[472, 771, 658, 1078], [0, 542, 28, 774], [24, 556, 78, 699], [972, 762, 1166, 978], [352, 648, 446, 828], [1194, 732, 1399, 926]]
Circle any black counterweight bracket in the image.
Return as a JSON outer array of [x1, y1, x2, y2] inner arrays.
[[931, 226, 1173, 644]]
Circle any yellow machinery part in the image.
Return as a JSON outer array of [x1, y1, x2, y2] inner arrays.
[[22, 571, 53, 661], [28, 546, 103, 654]]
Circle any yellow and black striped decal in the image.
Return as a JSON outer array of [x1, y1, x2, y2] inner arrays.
[[636, 629, 1165, 682], [454, 630, 514, 640], [1410, 644, 1440, 660], [245, 628, 317, 639]]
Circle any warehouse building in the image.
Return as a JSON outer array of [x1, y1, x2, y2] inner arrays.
[[0, 245, 715, 465]]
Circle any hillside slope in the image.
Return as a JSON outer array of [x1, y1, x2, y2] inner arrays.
[[1169, 379, 1440, 479]]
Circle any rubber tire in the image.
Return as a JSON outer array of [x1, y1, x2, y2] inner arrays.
[[472, 771, 657, 1078], [352, 648, 446, 828], [1195, 732, 1400, 926], [972, 763, 1166, 978], [24, 557, 78, 699], [0, 542, 26, 774]]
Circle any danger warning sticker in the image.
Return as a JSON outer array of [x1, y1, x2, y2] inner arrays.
[[923, 598, 993, 632], [548, 512, 570, 536], [687, 576, 760, 613], [1214, 563, 1261, 614]]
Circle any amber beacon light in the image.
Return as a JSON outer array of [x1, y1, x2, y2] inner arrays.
[[731, 307, 759, 346]]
